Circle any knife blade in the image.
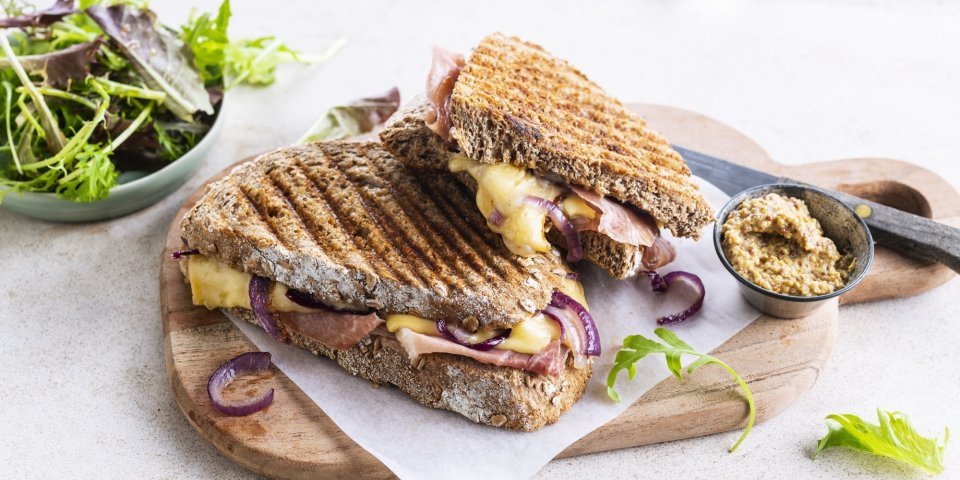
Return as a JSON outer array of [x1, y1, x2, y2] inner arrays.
[[672, 145, 960, 274]]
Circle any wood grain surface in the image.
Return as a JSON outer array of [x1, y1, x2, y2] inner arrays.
[[161, 104, 958, 479]]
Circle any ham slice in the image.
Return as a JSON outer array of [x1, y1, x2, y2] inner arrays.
[[525, 340, 567, 378], [424, 46, 464, 142], [279, 310, 383, 350], [569, 186, 658, 247], [395, 328, 569, 377], [569, 185, 677, 269]]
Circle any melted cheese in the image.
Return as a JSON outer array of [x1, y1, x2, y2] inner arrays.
[[450, 154, 597, 257], [187, 255, 313, 313], [384, 280, 587, 354], [188, 255, 591, 355], [384, 314, 440, 336]]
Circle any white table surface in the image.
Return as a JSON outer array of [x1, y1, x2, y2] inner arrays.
[[2, 0, 959, 478]]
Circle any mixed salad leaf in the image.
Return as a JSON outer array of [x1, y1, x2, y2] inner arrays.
[[0, 0, 324, 203], [298, 87, 401, 144], [607, 327, 756, 452], [814, 408, 949, 474]]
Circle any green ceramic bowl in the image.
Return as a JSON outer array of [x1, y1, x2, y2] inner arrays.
[[0, 100, 226, 222]]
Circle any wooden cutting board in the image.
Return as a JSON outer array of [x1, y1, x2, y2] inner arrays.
[[161, 104, 960, 479]]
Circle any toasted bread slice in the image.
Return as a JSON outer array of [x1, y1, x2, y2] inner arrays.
[[180, 140, 573, 330], [443, 33, 712, 239], [229, 308, 590, 431], [382, 99, 649, 278]]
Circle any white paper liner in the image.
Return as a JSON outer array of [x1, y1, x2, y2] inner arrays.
[[228, 179, 757, 479]]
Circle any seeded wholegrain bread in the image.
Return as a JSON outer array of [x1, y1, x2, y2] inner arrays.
[[379, 97, 449, 171], [228, 308, 590, 431], [180, 141, 573, 330], [382, 99, 650, 279], [431, 33, 712, 239]]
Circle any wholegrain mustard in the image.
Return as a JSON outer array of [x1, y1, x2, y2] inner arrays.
[[721, 193, 855, 296]]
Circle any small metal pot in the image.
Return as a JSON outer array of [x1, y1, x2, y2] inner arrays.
[[714, 184, 874, 318]]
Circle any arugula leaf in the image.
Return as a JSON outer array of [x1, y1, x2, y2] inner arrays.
[[0, 39, 100, 87], [0, 0, 74, 28], [86, 4, 213, 121], [607, 327, 756, 452], [814, 409, 949, 474], [297, 87, 400, 144]]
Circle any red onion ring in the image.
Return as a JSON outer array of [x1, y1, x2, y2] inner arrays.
[[543, 305, 580, 349], [565, 272, 579, 281], [641, 236, 677, 270], [435, 319, 508, 351], [549, 291, 600, 356], [249, 276, 280, 338], [284, 289, 373, 315], [642, 270, 705, 325], [207, 352, 275, 416], [171, 249, 199, 260], [488, 208, 505, 226], [524, 196, 583, 262]]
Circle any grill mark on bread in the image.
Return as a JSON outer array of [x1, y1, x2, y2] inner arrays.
[[262, 171, 322, 250], [295, 160, 409, 285], [360, 155, 483, 284], [323, 151, 434, 288], [329, 157, 442, 277], [181, 141, 571, 328], [265, 166, 332, 252], [418, 175, 513, 281], [236, 185, 285, 248], [444, 34, 712, 238]]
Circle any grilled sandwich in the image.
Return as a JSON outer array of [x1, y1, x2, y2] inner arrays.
[[380, 33, 714, 278], [177, 140, 599, 430]]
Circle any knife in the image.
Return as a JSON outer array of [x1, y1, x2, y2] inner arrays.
[[673, 145, 960, 274]]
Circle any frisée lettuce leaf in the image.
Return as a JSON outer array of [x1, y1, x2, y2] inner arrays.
[[814, 409, 949, 475]]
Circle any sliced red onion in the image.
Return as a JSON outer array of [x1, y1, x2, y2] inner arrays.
[[435, 319, 508, 351], [565, 272, 579, 281], [642, 270, 705, 325], [171, 249, 199, 260], [641, 236, 677, 270], [249, 276, 280, 338], [543, 305, 580, 349], [549, 290, 600, 356], [488, 208, 505, 226], [524, 196, 583, 262], [284, 289, 373, 315], [207, 352, 275, 416]]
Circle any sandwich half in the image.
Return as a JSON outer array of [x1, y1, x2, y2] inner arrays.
[[177, 140, 597, 430], [380, 33, 713, 278]]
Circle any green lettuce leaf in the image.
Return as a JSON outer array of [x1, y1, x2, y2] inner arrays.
[[180, 0, 336, 90], [86, 4, 213, 121], [297, 87, 400, 144], [814, 409, 949, 475], [607, 327, 756, 452], [179, 0, 230, 85]]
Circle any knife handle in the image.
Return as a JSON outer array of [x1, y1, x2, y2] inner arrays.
[[828, 190, 960, 274]]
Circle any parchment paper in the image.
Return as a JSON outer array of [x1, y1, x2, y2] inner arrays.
[[229, 179, 757, 479]]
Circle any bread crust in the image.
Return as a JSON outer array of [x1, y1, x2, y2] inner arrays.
[[381, 101, 647, 279], [449, 33, 713, 239], [229, 308, 591, 431], [179, 141, 574, 330]]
